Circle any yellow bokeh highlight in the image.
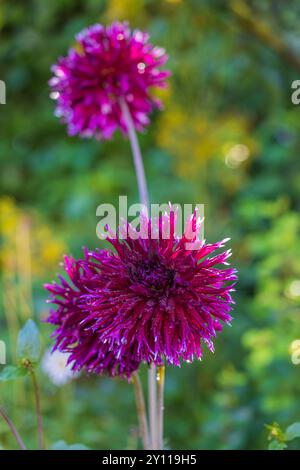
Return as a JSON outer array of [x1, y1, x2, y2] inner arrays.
[[105, 0, 145, 23], [151, 83, 172, 107], [0, 196, 66, 278], [156, 104, 257, 178]]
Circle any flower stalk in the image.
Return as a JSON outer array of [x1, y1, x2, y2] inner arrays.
[[132, 372, 150, 449], [0, 406, 27, 450], [148, 363, 158, 449], [157, 365, 165, 449], [28, 366, 45, 450], [119, 98, 149, 208]]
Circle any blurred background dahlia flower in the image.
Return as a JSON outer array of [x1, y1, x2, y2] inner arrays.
[[49, 22, 170, 139]]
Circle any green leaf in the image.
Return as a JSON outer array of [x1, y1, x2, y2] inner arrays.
[[0, 366, 27, 381], [17, 319, 41, 363], [49, 440, 89, 450], [268, 440, 287, 450], [265, 422, 285, 442], [285, 423, 300, 441]]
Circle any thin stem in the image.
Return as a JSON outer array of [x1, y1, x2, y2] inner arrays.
[[157, 365, 165, 449], [132, 372, 150, 449], [148, 363, 158, 449], [29, 368, 45, 449], [0, 406, 27, 450], [119, 98, 149, 208]]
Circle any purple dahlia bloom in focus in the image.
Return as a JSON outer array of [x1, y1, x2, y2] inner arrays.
[[49, 21, 170, 139], [45, 210, 237, 378]]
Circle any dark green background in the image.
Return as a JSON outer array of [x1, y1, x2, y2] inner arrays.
[[1, 0, 300, 450]]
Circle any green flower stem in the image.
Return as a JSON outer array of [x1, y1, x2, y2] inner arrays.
[[28, 367, 45, 449], [119, 98, 149, 208], [148, 363, 158, 449], [157, 365, 165, 449], [132, 372, 150, 449], [0, 406, 27, 450]]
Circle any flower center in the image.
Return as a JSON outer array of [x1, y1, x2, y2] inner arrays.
[[130, 258, 175, 294]]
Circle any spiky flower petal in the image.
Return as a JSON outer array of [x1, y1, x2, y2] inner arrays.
[[45, 210, 237, 378]]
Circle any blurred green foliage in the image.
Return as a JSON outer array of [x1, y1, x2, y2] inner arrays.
[[1, 0, 300, 450]]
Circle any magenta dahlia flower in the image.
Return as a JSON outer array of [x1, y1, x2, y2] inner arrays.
[[45, 210, 237, 378], [49, 22, 170, 139]]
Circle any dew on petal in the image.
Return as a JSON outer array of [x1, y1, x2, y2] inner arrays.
[[137, 62, 146, 73], [50, 91, 60, 100]]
